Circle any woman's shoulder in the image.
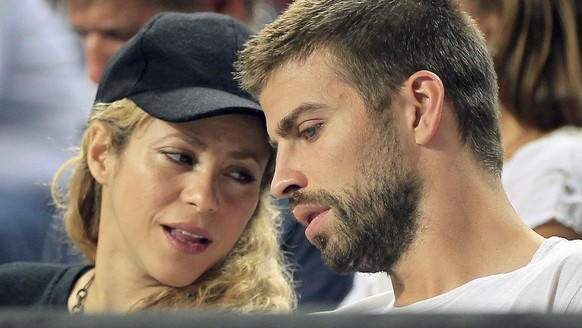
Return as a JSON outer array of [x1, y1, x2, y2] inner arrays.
[[0, 262, 91, 309], [545, 127, 582, 149], [528, 127, 582, 153], [0, 261, 84, 278], [508, 127, 582, 169]]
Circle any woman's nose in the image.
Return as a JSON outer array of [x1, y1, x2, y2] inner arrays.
[[181, 171, 219, 214]]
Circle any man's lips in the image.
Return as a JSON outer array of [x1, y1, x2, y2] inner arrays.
[[292, 205, 330, 227]]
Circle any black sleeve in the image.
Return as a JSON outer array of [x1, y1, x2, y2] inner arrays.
[[0, 262, 89, 310]]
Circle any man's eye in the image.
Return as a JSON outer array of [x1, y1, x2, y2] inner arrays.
[[165, 152, 194, 165], [228, 170, 256, 184], [300, 123, 323, 140]]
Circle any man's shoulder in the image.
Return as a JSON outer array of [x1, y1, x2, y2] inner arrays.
[[529, 237, 582, 279], [534, 238, 582, 311], [536, 237, 582, 262]]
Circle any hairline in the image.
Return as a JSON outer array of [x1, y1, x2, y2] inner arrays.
[[253, 44, 396, 115]]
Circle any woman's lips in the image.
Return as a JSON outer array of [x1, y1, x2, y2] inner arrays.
[[162, 224, 212, 254]]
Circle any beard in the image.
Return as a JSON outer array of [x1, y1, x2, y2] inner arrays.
[[289, 123, 423, 274]]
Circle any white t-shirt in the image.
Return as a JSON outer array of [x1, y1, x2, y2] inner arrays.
[[334, 237, 582, 313], [503, 127, 582, 233], [338, 272, 393, 308]]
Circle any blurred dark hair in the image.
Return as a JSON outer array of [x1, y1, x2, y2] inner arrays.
[[471, 0, 582, 131]]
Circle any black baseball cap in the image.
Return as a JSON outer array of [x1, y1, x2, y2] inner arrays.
[[95, 12, 262, 122]]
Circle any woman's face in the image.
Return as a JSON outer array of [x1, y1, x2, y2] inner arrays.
[[92, 114, 271, 287]]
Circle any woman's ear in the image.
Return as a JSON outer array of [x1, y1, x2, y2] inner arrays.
[[402, 70, 445, 145], [86, 122, 114, 185]]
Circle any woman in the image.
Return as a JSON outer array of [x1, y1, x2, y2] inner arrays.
[[0, 12, 295, 313], [458, 0, 582, 239]]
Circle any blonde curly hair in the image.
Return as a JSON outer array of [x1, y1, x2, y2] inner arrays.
[[51, 98, 296, 312]]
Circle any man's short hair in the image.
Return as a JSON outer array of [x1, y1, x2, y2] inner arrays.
[[236, 0, 503, 175]]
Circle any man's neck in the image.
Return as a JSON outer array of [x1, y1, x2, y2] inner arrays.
[[389, 155, 544, 307]]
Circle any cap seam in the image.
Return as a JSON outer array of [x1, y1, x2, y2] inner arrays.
[[228, 18, 238, 56], [128, 14, 166, 98]]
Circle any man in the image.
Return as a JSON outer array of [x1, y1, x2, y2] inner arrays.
[[236, 0, 582, 312], [46, 0, 355, 309], [50, 0, 256, 83]]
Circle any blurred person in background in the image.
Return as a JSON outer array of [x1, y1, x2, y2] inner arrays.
[[48, 0, 257, 83], [0, 0, 94, 263], [459, 0, 582, 239]]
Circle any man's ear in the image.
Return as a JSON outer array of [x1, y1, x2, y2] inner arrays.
[[402, 70, 445, 145], [86, 122, 114, 185]]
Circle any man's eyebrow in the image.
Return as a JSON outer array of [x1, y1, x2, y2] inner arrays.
[[72, 24, 137, 40], [275, 103, 327, 139]]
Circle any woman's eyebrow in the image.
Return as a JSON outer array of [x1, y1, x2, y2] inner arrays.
[[162, 133, 266, 166]]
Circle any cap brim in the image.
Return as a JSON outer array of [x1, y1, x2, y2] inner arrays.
[[129, 87, 263, 123]]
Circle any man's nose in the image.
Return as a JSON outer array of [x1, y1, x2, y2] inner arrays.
[[270, 146, 307, 198]]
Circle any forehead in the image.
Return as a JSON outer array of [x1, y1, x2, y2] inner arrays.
[[135, 114, 270, 152], [67, 0, 165, 31], [261, 52, 338, 104], [67, 0, 162, 12], [259, 53, 372, 143], [259, 52, 361, 126]]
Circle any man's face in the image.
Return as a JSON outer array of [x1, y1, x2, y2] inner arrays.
[[67, 0, 168, 83], [260, 51, 423, 273]]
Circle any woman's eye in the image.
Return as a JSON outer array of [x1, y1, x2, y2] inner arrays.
[[228, 170, 256, 184], [300, 123, 323, 141], [165, 152, 194, 165]]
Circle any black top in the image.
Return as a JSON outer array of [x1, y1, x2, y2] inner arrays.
[[0, 262, 92, 311]]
